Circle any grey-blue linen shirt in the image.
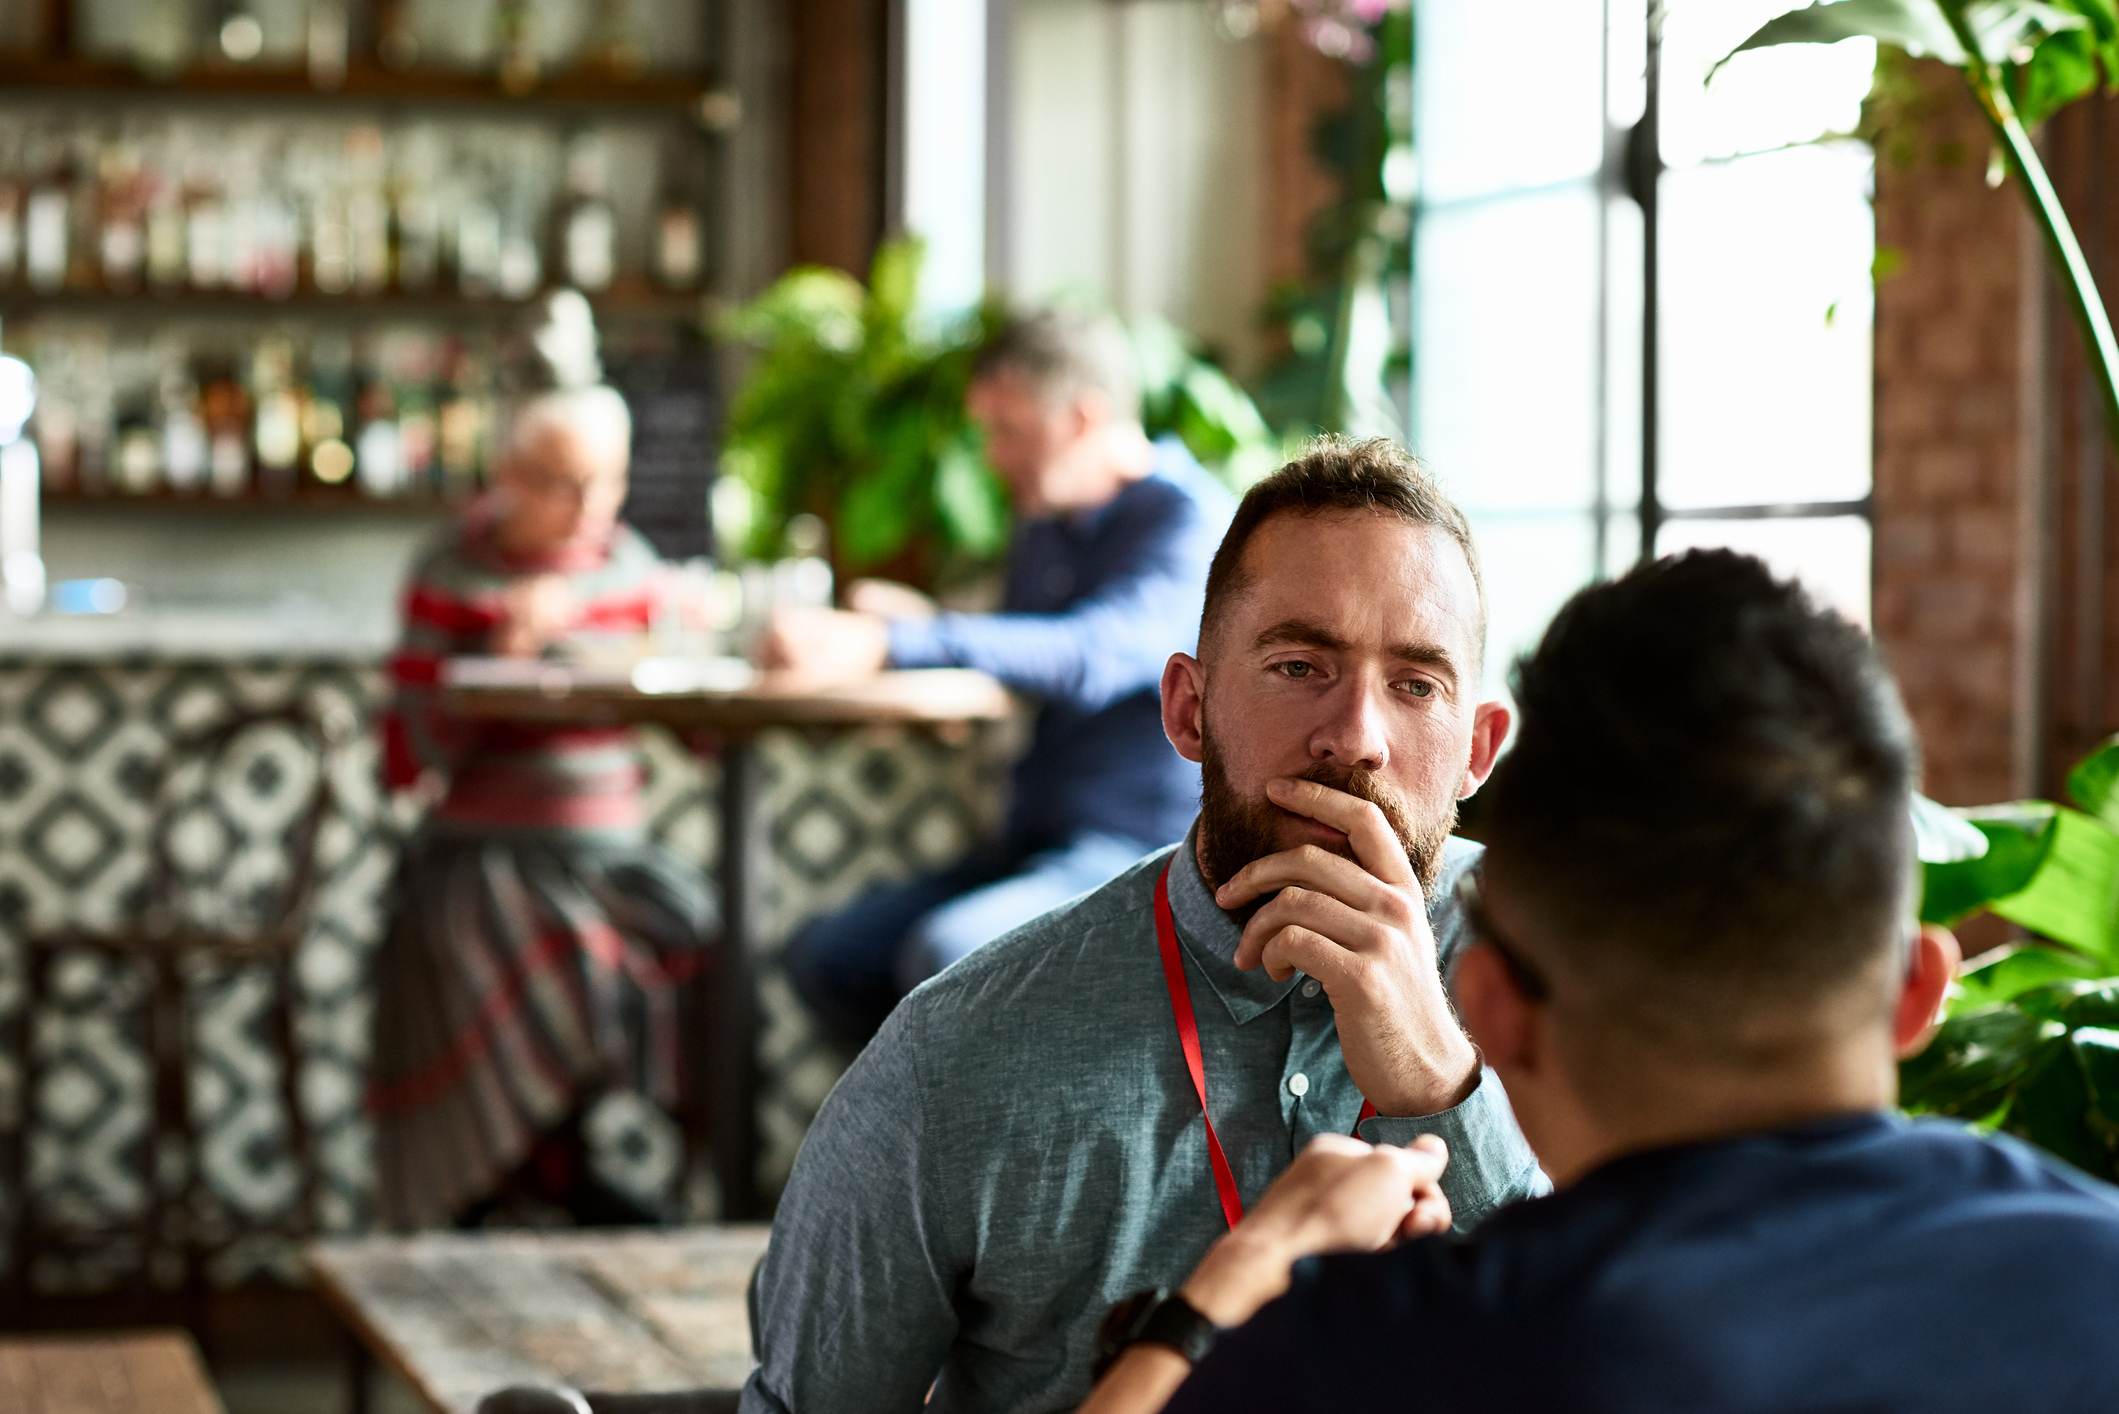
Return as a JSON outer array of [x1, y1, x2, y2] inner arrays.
[[742, 826, 1544, 1413]]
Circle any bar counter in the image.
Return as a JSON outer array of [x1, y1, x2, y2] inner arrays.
[[0, 624, 1010, 1287]]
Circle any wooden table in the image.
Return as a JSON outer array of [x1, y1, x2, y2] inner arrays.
[[442, 666, 1014, 1219], [309, 1225, 772, 1414], [0, 1331, 225, 1413]]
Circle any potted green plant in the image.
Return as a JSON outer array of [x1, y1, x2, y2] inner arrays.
[[717, 238, 1282, 589], [1902, 736, 2119, 1176]]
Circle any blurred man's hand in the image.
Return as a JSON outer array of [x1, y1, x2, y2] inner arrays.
[[1180, 1134, 1451, 1329], [758, 606, 891, 686], [845, 578, 938, 621], [493, 575, 578, 658]]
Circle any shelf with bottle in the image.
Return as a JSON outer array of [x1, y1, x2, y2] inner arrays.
[[0, 57, 738, 127], [25, 323, 504, 509], [0, 119, 715, 313], [9, 0, 734, 125]]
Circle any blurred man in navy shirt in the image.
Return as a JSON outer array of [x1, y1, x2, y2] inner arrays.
[[762, 310, 1233, 1050], [1083, 550, 2119, 1414]]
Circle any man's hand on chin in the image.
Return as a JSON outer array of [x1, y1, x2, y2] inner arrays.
[[1214, 777, 1480, 1117]]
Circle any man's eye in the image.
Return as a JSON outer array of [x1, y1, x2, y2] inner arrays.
[[1275, 661, 1316, 679], [1400, 679, 1434, 698]]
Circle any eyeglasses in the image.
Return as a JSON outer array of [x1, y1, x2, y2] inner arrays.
[[1453, 872, 1551, 1003]]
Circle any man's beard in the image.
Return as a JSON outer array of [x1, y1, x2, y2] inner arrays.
[[1197, 722, 1457, 900]]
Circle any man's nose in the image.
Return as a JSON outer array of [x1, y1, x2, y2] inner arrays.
[[1309, 678, 1390, 771]]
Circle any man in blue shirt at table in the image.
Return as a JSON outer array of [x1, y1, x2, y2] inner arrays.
[[760, 308, 1234, 1050], [1081, 549, 2119, 1414]]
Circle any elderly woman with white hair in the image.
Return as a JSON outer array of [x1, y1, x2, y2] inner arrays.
[[367, 382, 712, 1230]]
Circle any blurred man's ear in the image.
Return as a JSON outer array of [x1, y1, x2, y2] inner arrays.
[[1455, 944, 1536, 1074], [1160, 652, 1206, 765], [1459, 700, 1511, 800], [1894, 925, 1961, 1058]]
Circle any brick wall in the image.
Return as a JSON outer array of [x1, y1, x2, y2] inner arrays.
[[1872, 67, 2119, 807]]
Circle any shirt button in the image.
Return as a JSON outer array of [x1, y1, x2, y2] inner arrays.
[[1301, 979, 1321, 999], [1287, 1072, 1310, 1098]]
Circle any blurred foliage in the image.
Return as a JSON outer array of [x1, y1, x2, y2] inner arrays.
[[1252, 4, 1412, 439], [718, 239, 1279, 580], [1904, 737, 2119, 1178]]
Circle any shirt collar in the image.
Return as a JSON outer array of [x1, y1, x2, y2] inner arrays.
[[1164, 822, 1302, 1025]]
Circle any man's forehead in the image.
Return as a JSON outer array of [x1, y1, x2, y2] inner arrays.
[[1227, 510, 1481, 649]]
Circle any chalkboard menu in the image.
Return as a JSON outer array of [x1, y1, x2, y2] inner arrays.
[[609, 328, 718, 561]]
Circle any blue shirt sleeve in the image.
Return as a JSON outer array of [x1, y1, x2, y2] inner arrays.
[[1161, 1259, 1350, 1414], [884, 474, 1224, 713]]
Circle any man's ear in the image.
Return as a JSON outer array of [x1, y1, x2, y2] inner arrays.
[[1459, 699, 1511, 800], [1455, 944, 1535, 1074], [1894, 924, 1961, 1058], [1161, 652, 1206, 764]]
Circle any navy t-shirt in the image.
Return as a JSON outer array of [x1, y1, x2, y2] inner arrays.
[[1167, 1114, 2119, 1414]]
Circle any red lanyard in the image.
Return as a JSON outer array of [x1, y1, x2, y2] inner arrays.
[[1154, 862, 1376, 1231]]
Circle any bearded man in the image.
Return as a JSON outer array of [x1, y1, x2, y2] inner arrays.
[[741, 438, 1544, 1414]]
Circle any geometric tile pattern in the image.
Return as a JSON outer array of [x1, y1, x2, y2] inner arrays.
[[0, 657, 1010, 1289]]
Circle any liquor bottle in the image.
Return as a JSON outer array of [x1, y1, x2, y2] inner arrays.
[[307, 0, 350, 90], [183, 157, 228, 290], [23, 135, 71, 293], [353, 347, 403, 497], [454, 167, 502, 297], [112, 355, 161, 496], [143, 137, 187, 289], [95, 138, 147, 292], [199, 355, 251, 497], [494, 0, 539, 94], [250, 147, 300, 299], [436, 341, 486, 499], [584, 0, 644, 77], [159, 364, 208, 494], [375, 0, 420, 71], [497, 176, 542, 300], [654, 148, 703, 291], [304, 334, 356, 487], [557, 132, 616, 291], [390, 134, 442, 291], [0, 136, 22, 287], [394, 340, 439, 494], [346, 127, 392, 294], [251, 338, 303, 497]]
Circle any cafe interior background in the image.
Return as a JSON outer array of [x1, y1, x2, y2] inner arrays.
[[0, 0, 2115, 1409]]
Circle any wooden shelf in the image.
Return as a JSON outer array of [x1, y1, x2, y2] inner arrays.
[[0, 58, 738, 127], [44, 486, 466, 514], [0, 282, 716, 326]]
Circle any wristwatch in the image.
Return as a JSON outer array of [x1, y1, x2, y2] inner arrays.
[[1092, 1287, 1222, 1379]]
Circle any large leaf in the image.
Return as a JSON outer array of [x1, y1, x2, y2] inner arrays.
[[1900, 1004, 2062, 1116], [2067, 736, 2119, 832], [1919, 802, 2058, 924], [932, 436, 1012, 559], [1949, 944, 2107, 1013], [2005, 1034, 2110, 1173], [1911, 791, 1991, 863], [1989, 805, 2119, 964], [1720, 0, 1969, 68], [1720, 0, 2089, 71]]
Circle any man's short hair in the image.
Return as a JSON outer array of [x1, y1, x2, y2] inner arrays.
[[1198, 436, 1486, 661], [1482, 549, 1919, 1042], [971, 309, 1142, 421]]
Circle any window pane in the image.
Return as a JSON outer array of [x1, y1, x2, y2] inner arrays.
[[1416, 185, 1604, 514], [1657, 516, 1872, 626], [1466, 514, 1602, 697], [1658, 144, 1873, 511], [1660, 1, 1875, 167], [1414, 0, 1604, 204]]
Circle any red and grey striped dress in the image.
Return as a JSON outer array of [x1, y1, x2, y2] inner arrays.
[[367, 510, 713, 1230]]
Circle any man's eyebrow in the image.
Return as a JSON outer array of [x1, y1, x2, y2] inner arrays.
[[1253, 618, 1350, 652], [1392, 641, 1462, 683]]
